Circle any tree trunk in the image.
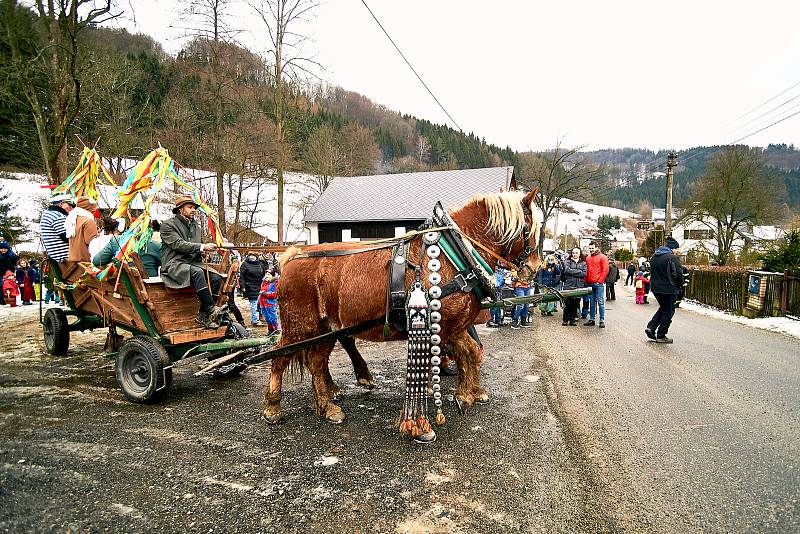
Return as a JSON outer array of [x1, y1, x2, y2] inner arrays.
[[216, 169, 227, 232], [275, 63, 284, 244]]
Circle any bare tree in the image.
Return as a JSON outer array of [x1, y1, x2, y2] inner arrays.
[[682, 145, 784, 265], [516, 143, 605, 253], [415, 135, 430, 165], [339, 123, 380, 176], [3, 0, 120, 184], [251, 0, 320, 243], [303, 124, 345, 196], [174, 0, 243, 232]]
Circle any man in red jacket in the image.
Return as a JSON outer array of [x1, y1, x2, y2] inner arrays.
[[584, 242, 610, 328]]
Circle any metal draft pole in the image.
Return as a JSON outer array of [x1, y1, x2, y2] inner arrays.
[[665, 152, 677, 235]]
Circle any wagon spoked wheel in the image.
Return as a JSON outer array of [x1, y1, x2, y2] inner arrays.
[[115, 336, 172, 403], [43, 308, 70, 356]]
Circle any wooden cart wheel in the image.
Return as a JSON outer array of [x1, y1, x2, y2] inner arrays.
[[43, 308, 70, 356], [115, 336, 171, 403]]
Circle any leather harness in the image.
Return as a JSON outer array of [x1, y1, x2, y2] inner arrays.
[[286, 200, 536, 333]]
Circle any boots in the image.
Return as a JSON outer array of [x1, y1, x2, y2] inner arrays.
[[196, 306, 220, 329], [196, 287, 221, 329]]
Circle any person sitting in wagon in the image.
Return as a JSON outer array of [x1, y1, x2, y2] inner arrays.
[[160, 195, 224, 329], [91, 224, 162, 278], [39, 194, 75, 262], [66, 196, 99, 262]]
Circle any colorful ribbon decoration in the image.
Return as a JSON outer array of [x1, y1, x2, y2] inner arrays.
[[52, 146, 116, 201], [109, 148, 226, 274]]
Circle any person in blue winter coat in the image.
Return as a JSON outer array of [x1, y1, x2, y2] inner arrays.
[[536, 254, 562, 316], [487, 260, 512, 327]]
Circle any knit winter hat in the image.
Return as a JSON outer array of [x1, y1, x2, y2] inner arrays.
[[665, 236, 680, 249]]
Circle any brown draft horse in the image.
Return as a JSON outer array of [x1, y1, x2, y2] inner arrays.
[[263, 190, 540, 426]]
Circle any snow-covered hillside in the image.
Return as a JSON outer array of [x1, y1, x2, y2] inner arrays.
[[540, 198, 638, 238]]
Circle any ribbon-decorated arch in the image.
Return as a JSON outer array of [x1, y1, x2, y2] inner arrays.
[[95, 147, 225, 280], [52, 146, 116, 201]]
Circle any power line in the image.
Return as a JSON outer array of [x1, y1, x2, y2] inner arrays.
[[725, 78, 800, 127], [727, 92, 800, 134], [608, 90, 800, 195], [730, 107, 800, 145], [359, 0, 463, 131]]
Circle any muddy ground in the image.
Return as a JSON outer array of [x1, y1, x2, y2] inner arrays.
[[0, 302, 615, 533]]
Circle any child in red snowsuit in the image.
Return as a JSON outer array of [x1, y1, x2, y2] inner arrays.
[[634, 271, 649, 304], [258, 273, 280, 334], [3, 270, 19, 306]]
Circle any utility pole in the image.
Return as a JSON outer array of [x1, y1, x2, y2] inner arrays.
[[664, 152, 677, 236]]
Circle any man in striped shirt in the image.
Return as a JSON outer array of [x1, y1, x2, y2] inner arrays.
[[39, 195, 75, 262]]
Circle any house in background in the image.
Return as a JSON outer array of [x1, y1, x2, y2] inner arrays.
[[652, 206, 784, 261], [578, 227, 636, 254], [303, 167, 516, 244]]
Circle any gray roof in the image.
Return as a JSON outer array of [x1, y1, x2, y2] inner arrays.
[[304, 166, 515, 223]]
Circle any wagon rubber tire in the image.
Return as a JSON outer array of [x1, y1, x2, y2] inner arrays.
[[43, 308, 70, 356], [228, 321, 248, 339], [115, 336, 172, 403]]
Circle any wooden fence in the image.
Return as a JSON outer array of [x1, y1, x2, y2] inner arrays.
[[781, 269, 800, 319], [685, 269, 748, 315], [685, 268, 800, 318]]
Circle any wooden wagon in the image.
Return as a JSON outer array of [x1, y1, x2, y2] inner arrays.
[[43, 254, 275, 403]]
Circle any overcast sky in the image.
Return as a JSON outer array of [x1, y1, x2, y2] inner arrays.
[[120, 0, 800, 152]]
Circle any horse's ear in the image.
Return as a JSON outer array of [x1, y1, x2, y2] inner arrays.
[[523, 188, 538, 207]]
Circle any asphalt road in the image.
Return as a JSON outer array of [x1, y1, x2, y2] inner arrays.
[[538, 282, 800, 533], [1, 287, 798, 533]]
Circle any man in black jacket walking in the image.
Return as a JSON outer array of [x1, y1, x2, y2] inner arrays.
[[645, 236, 684, 343]]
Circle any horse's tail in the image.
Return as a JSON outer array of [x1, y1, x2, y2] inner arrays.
[[279, 246, 301, 270]]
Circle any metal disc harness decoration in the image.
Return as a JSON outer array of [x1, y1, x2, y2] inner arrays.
[[399, 230, 446, 441]]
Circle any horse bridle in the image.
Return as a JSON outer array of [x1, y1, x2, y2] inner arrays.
[[507, 203, 535, 271]]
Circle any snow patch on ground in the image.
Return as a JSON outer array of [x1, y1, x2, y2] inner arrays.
[[680, 300, 800, 340]]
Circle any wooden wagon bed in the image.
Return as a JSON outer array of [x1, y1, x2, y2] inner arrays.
[[55, 258, 228, 344]]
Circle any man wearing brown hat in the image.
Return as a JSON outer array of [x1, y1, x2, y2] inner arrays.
[[66, 196, 99, 262], [160, 195, 224, 328]]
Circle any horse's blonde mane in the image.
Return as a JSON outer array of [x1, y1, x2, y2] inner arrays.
[[462, 191, 537, 245]]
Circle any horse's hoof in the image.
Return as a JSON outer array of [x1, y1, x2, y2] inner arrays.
[[414, 430, 437, 444], [357, 378, 375, 390], [474, 392, 490, 404], [328, 385, 342, 399], [262, 412, 283, 424], [326, 407, 346, 424]]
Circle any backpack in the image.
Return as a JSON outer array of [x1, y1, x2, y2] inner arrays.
[[635, 279, 643, 289]]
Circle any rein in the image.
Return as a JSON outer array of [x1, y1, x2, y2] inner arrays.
[[286, 226, 454, 261]]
